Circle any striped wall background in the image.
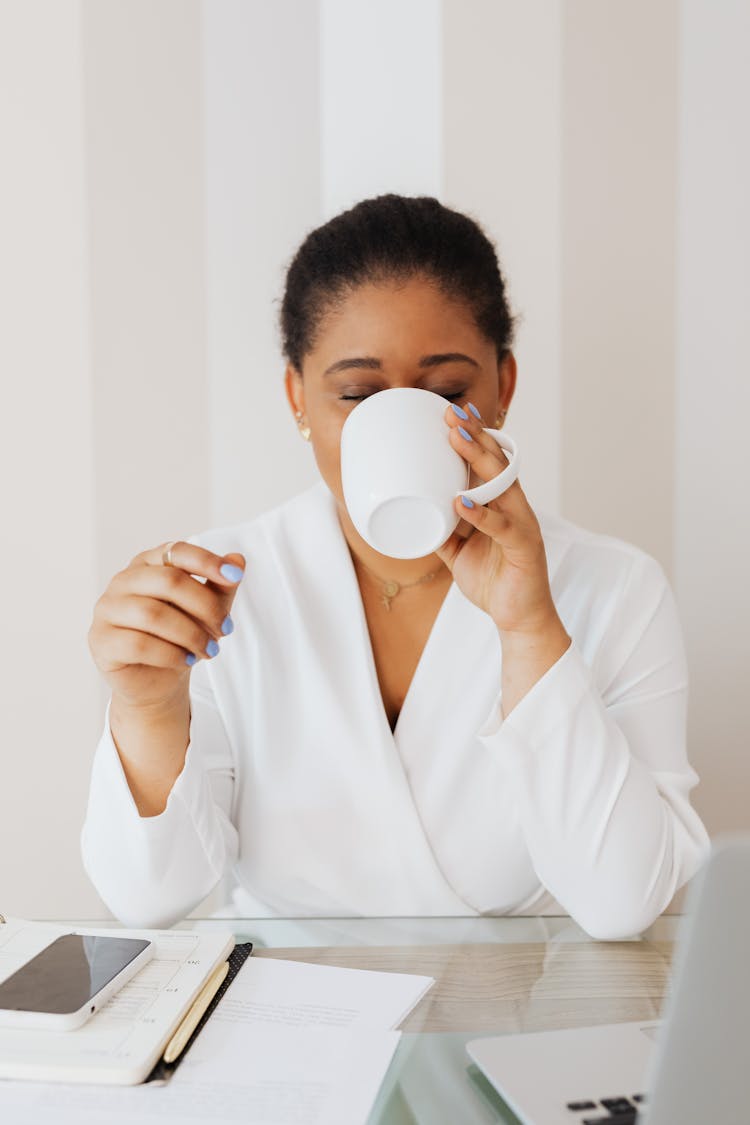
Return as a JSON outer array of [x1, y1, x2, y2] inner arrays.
[[1, 0, 748, 918]]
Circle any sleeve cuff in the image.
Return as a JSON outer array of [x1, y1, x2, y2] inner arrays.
[[81, 694, 233, 925], [477, 642, 592, 748], [91, 692, 226, 847]]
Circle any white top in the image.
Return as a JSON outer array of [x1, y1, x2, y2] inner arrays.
[[81, 482, 709, 938]]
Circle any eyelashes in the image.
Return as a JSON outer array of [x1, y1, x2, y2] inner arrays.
[[339, 391, 466, 402]]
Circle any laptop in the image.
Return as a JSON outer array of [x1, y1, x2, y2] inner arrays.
[[467, 835, 750, 1125]]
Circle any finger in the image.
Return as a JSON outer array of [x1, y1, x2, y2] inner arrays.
[[203, 551, 246, 603], [455, 401, 510, 463], [445, 401, 529, 519], [445, 400, 507, 455], [110, 565, 237, 640], [452, 493, 543, 557], [133, 541, 246, 590], [98, 593, 223, 661], [434, 529, 468, 573], [92, 624, 195, 673], [445, 403, 510, 483]]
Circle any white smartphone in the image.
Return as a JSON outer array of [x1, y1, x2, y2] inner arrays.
[[0, 933, 155, 1031]]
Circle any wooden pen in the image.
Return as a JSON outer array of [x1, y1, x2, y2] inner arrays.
[[162, 960, 230, 1065]]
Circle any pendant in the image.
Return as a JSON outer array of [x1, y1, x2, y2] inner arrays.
[[381, 580, 399, 611]]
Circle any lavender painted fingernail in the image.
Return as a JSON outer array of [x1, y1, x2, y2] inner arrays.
[[185, 653, 197, 666], [458, 425, 473, 442], [450, 403, 469, 420], [467, 402, 482, 421], [206, 639, 220, 658], [221, 614, 234, 636], [219, 563, 244, 582], [461, 495, 475, 509]]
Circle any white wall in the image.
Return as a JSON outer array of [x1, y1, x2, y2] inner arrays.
[[443, 0, 562, 516], [0, 0, 100, 916], [1, 0, 747, 919], [203, 0, 322, 527], [83, 0, 211, 591], [674, 0, 750, 833], [560, 0, 680, 573], [320, 0, 442, 217]]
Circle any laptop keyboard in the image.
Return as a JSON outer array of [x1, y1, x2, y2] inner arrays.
[[566, 1092, 644, 1124]]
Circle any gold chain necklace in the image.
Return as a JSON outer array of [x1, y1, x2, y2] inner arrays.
[[354, 556, 443, 611]]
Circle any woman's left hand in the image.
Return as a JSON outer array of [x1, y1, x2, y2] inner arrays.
[[435, 401, 564, 639]]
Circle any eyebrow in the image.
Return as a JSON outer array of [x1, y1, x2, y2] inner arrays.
[[419, 353, 479, 370], [324, 356, 382, 376], [323, 353, 479, 376]]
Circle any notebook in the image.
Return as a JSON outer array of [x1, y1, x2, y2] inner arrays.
[[0, 915, 245, 1085]]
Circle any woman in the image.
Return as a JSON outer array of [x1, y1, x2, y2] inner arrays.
[[82, 195, 709, 937]]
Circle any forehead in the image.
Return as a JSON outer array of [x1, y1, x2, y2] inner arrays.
[[307, 276, 491, 364]]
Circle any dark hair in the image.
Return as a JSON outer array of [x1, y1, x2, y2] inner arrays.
[[280, 194, 514, 370]]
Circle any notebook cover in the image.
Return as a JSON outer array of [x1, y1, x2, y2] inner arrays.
[[145, 940, 253, 1083]]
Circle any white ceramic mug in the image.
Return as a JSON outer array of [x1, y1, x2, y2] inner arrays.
[[340, 387, 520, 559]]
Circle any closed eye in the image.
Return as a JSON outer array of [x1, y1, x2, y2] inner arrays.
[[340, 390, 466, 402]]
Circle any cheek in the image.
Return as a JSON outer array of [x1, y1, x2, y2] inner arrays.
[[474, 396, 500, 427], [308, 408, 348, 498]]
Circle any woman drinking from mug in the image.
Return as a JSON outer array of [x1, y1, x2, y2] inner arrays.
[[83, 195, 709, 938]]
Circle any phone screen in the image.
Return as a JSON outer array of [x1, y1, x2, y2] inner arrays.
[[0, 934, 151, 1014]]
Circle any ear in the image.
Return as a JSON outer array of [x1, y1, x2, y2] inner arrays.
[[498, 351, 517, 414], [284, 365, 305, 419]]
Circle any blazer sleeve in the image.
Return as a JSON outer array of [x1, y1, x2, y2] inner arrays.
[[478, 551, 710, 940], [80, 655, 239, 929]]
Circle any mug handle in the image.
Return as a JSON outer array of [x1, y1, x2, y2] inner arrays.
[[456, 429, 520, 506]]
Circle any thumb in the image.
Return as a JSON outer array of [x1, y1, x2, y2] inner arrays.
[[222, 551, 246, 571], [207, 552, 246, 605], [435, 533, 463, 573], [221, 553, 246, 601]]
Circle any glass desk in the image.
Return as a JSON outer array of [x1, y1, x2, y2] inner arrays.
[[157, 915, 679, 1124]]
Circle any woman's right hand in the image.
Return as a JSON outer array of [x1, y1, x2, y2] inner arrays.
[[88, 541, 246, 711]]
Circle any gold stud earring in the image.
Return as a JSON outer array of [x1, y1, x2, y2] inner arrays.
[[496, 408, 507, 428], [295, 410, 311, 441]]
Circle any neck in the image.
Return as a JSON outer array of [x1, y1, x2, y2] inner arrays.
[[336, 500, 449, 583]]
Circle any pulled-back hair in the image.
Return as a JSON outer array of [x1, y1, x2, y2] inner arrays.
[[280, 194, 515, 370]]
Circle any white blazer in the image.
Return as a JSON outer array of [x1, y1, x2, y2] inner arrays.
[[81, 482, 709, 937]]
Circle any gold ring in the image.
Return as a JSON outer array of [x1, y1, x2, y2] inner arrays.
[[162, 540, 177, 567]]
